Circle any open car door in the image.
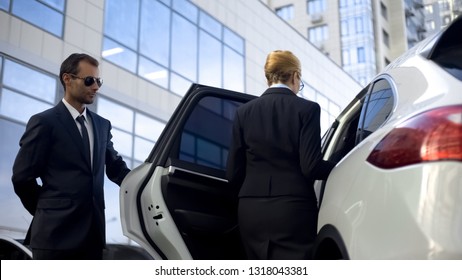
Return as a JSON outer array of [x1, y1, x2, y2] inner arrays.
[[120, 84, 255, 259]]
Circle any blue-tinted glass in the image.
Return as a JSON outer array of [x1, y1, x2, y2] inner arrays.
[[138, 56, 169, 89], [222, 149, 228, 168], [171, 13, 197, 81], [104, 0, 139, 50], [180, 132, 195, 156], [199, 11, 221, 39], [97, 97, 134, 133], [199, 31, 222, 87], [0, 119, 31, 238], [364, 89, 392, 130], [357, 47, 365, 63], [3, 59, 56, 103], [134, 136, 154, 161], [223, 100, 240, 121], [0, 88, 53, 123], [135, 113, 165, 140], [172, 0, 198, 23], [110, 128, 133, 158], [179, 96, 245, 170], [41, 0, 65, 11], [159, 0, 171, 6], [196, 138, 222, 166], [0, 0, 10, 11], [223, 28, 244, 54], [140, 0, 170, 67], [170, 72, 192, 96], [102, 37, 137, 73], [179, 153, 195, 163], [12, 0, 63, 36], [223, 47, 244, 92]]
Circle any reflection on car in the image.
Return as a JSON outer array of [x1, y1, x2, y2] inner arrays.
[[119, 15, 462, 260]]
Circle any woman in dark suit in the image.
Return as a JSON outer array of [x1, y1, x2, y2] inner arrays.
[[226, 50, 335, 259]]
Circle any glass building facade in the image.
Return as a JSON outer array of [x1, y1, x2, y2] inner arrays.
[[339, 0, 376, 86], [0, 0, 245, 243], [0, 0, 360, 243]]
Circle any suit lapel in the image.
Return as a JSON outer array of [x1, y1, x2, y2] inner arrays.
[[87, 110, 100, 170], [55, 102, 92, 170]]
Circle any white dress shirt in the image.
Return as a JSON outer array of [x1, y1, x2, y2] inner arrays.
[[62, 98, 94, 168]]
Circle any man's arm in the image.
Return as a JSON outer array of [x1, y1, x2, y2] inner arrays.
[[105, 123, 130, 186], [12, 115, 49, 215]]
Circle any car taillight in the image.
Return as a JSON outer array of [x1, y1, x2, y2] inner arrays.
[[367, 105, 462, 169]]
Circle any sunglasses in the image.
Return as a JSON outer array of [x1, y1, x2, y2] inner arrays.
[[69, 74, 103, 87]]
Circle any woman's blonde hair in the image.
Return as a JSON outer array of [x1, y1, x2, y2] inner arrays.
[[264, 50, 301, 86]]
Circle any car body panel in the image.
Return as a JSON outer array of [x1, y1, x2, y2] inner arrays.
[[120, 163, 188, 259]]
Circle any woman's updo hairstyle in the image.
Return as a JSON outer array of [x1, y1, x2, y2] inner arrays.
[[264, 50, 301, 86]]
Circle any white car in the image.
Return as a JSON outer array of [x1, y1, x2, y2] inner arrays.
[[313, 16, 462, 259], [120, 15, 462, 260]]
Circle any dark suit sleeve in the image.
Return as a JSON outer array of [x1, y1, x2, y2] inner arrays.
[[11, 114, 50, 215], [104, 122, 130, 186], [226, 111, 246, 188], [299, 103, 335, 180]]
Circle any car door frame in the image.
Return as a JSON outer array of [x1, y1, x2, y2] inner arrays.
[[121, 84, 255, 259]]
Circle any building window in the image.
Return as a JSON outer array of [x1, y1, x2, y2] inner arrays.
[[96, 97, 165, 167], [276, 4, 294, 21], [341, 20, 349, 36], [355, 17, 364, 33], [307, 0, 326, 15], [443, 15, 452, 25], [357, 47, 365, 63], [382, 29, 390, 47], [299, 84, 341, 134], [380, 2, 388, 19], [102, 0, 245, 95], [342, 49, 351, 66], [308, 24, 328, 43], [1, 0, 66, 37], [339, 0, 347, 8], [0, 56, 59, 239], [440, 0, 450, 11], [424, 4, 433, 15]]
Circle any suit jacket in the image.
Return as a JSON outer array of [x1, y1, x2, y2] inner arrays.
[[226, 87, 335, 200], [12, 101, 130, 250]]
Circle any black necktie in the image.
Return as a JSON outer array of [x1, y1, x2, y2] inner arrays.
[[76, 115, 91, 165]]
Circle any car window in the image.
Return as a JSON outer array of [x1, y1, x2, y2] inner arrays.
[[178, 96, 243, 170], [356, 79, 394, 144]]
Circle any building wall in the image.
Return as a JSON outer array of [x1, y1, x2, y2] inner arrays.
[[0, 0, 360, 243]]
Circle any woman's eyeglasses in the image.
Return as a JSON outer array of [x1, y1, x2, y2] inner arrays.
[[299, 80, 304, 92], [69, 74, 103, 87]]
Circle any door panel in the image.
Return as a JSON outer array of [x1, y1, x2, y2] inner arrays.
[[161, 162, 244, 259], [121, 84, 255, 259]]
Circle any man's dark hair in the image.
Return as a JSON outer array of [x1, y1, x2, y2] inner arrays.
[[59, 53, 99, 89]]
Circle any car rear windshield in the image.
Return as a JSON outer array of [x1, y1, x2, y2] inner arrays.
[[433, 47, 462, 82]]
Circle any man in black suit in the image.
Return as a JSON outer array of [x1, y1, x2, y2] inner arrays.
[[227, 50, 335, 259], [12, 53, 131, 260]]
